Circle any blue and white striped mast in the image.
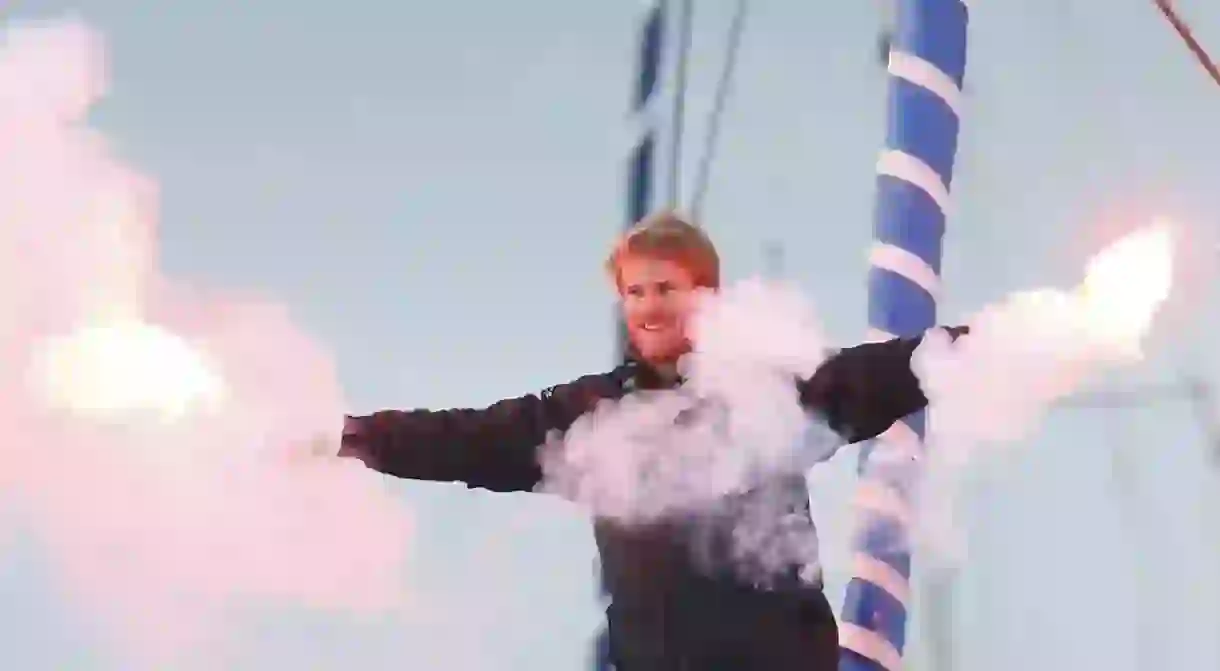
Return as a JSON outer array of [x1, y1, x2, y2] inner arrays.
[[839, 1, 970, 671]]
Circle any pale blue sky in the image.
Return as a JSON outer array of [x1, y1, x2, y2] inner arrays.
[[4, 1, 1220, 669]]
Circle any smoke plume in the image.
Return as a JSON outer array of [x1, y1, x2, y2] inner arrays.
[[539, 278, 842, 582], [0, 17, 414, 669]]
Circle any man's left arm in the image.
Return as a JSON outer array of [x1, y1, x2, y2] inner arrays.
[[798, 326, 969, 444]]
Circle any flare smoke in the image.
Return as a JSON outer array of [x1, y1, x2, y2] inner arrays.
[[0, 17, 414, 669]]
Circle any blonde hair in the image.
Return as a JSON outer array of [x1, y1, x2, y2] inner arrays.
[[605, 211, 721, 290]]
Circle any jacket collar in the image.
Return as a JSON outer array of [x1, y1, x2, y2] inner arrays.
[[619, 355, 683, 392]]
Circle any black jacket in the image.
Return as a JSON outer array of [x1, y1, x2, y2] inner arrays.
[[339, 327, 966, 670]]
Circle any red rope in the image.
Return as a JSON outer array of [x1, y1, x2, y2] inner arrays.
[[1154, 0, 1220, 88]]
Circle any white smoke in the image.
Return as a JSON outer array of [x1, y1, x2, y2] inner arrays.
[[0, 16, 416, 670], [541, 278, 842, 582], [542, 279, 832, 519], [910, 224, 1174, 566]]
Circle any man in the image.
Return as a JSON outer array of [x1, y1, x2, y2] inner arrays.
[[340, 212, 965, 670]]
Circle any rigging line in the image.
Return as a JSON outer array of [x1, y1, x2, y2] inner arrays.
[[669, 0, 694, 210], [1181, 374, 1220, 465], [1154, 0, 1220, 89], [1055, 381, 1199, 408], [689, 0, 750, 223]]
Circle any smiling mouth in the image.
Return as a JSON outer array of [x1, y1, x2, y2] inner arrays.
[[640, 323, 666, 332]]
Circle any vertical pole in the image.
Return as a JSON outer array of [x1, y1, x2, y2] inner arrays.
[[839, 1, 969, 670], [617, 0, 668, 364], [599, 5, 669, 669], [669, 0, 693, 210]]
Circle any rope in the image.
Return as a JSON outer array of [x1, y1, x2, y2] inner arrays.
[[689, 0, 751, 222], [669, 0, 694, 210], [1154, 0, 1220, 89]]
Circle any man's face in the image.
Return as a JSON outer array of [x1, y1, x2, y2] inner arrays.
[[618, 255, 698, 364]]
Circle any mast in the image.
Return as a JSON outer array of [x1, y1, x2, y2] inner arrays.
[[840, 2, 970, 671], [616, 1, 670, 366], [599, 3, 673, 667]]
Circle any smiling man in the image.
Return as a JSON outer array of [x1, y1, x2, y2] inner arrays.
[[339, 211, 967, 670]]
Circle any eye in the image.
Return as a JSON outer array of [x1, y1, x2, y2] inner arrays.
[[625, 285, 645, 298], [656, 281, 673, 295]]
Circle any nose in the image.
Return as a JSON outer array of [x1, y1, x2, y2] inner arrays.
[[637, 296, 671, 319]]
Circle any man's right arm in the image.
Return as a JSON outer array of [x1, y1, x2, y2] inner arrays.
[[338, 372, 622, 493]]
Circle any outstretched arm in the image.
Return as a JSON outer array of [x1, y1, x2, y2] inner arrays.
[[799, 326, 968, 444], [339, 372, 624, 492]]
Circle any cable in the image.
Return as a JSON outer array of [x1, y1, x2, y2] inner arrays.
[[689, 0, 750, 222], [1055, 381, 1197, 408], [762, 240, 785, 278], [1182, 376, 1220, 466], [1154, 0, 1220, 89], [668, 0, 694, 210], [1055, 375, 1220, 460], [876, 0, 895, 68]]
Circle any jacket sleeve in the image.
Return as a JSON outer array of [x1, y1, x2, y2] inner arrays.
[[798, 326, 969, 444], [338, 372, 622, 493]]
